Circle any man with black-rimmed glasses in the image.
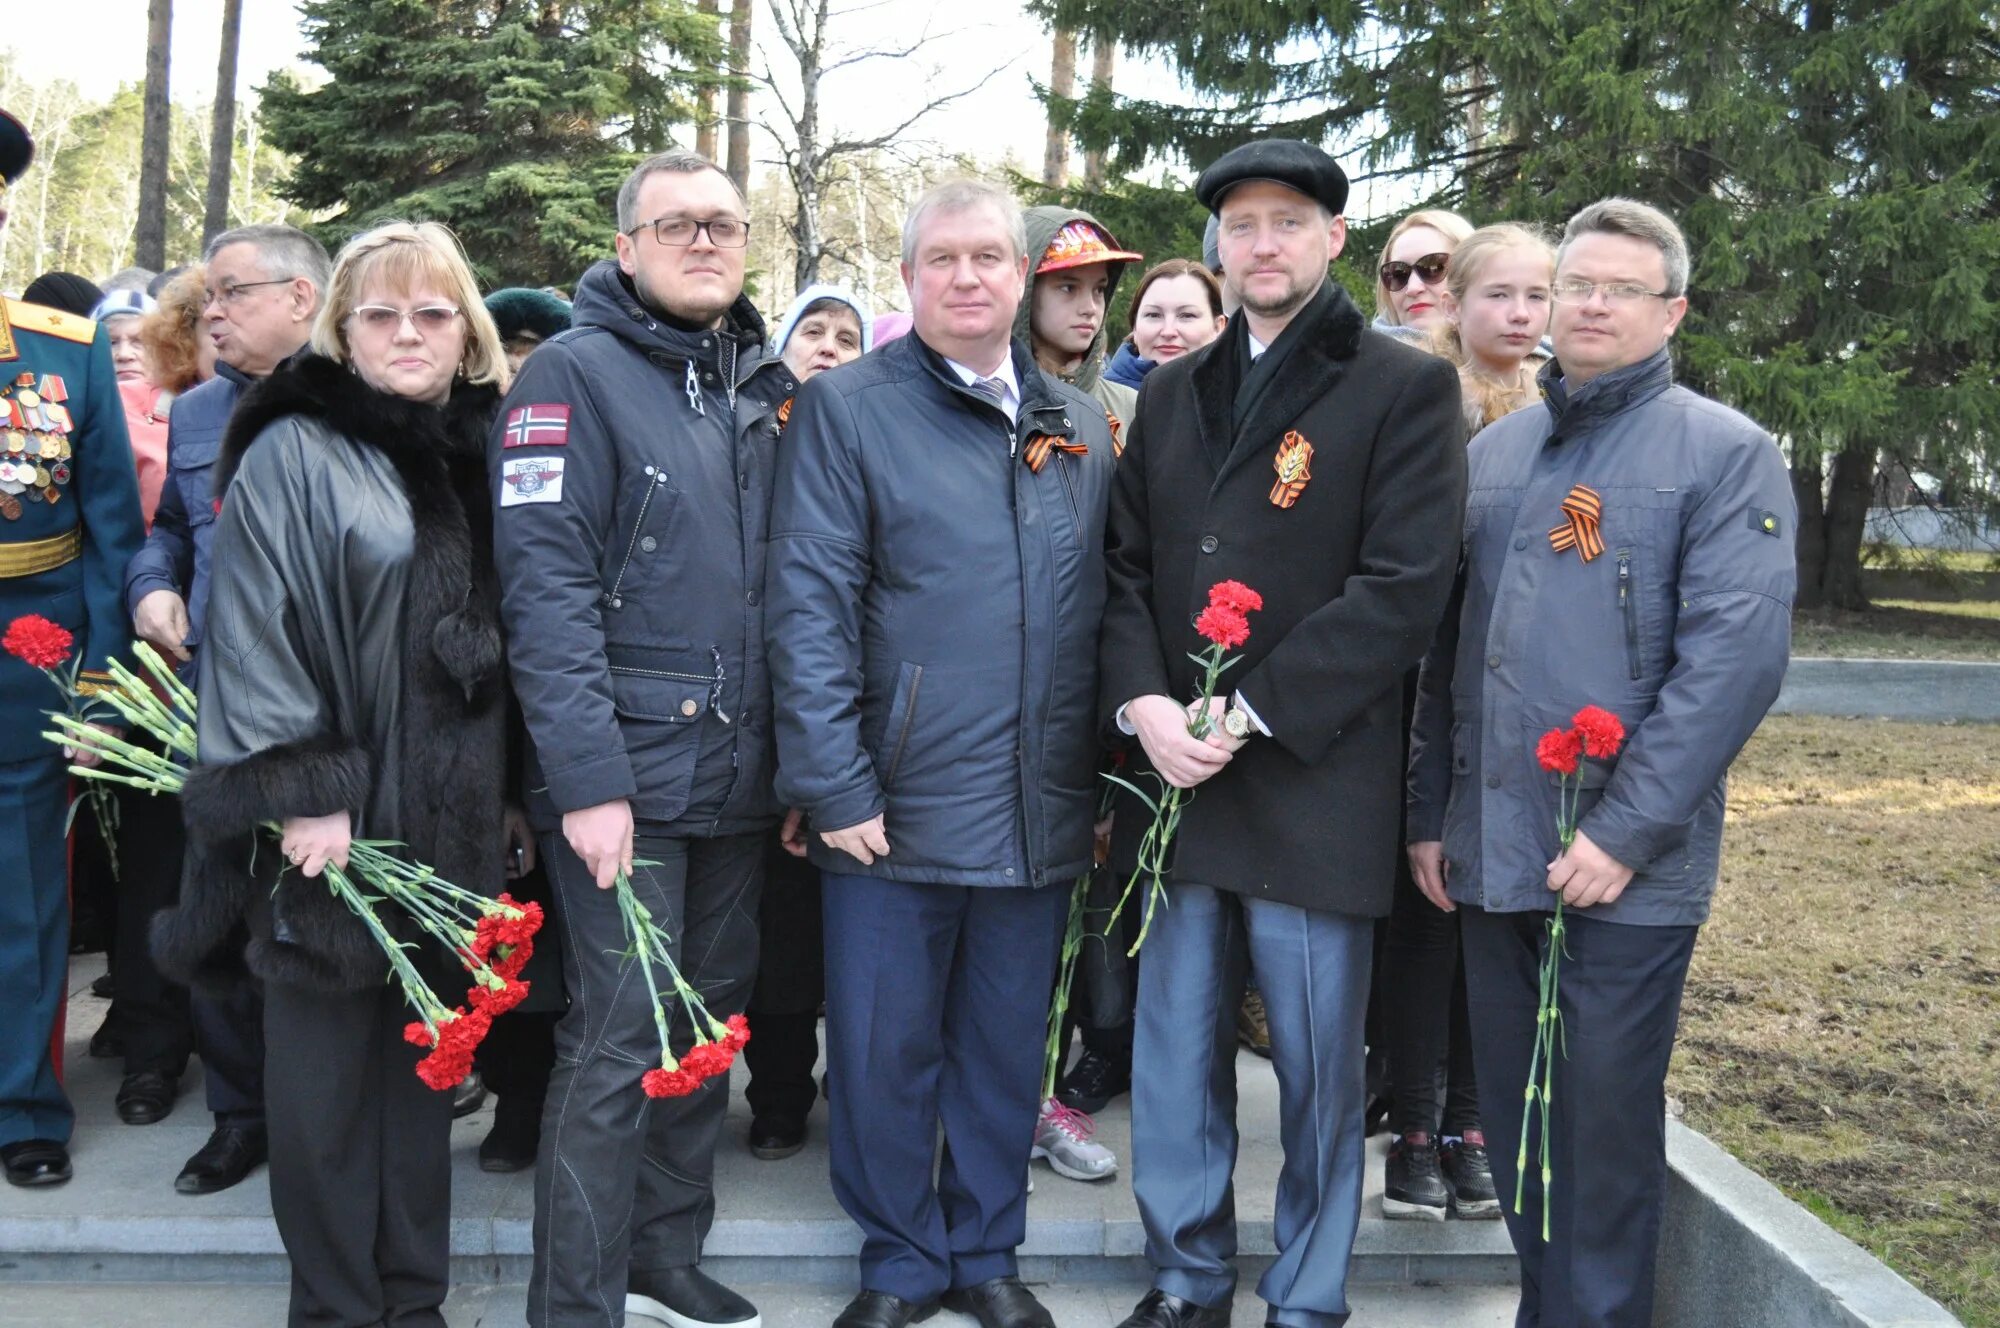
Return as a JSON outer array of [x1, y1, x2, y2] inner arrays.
[[493, 150, 798, 1328]]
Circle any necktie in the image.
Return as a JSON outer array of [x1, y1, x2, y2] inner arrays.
[[967, 375, 1009, 413]]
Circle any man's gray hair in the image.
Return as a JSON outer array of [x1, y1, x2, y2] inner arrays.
[[204, 223, 333, 293], [1559, 198, 1690, 297], [900, 179, 1027, 267], [616, 150, 744, 234]]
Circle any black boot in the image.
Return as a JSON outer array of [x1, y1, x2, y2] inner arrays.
[[478, 1093, 542, 1173], [1383, 1132, 1449, 1221]]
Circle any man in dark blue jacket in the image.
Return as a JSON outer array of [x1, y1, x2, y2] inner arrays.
[[123, 222, 327, 1195], [765, 180, 1115, 1328], [493, 151, 796, 1328]]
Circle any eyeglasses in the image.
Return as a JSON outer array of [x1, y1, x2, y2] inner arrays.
[[203, 278, 295, 308], [1550, 280, 1673, 306], [628, 215, 750, 248], [347, 304, 463, 334], [1379, 252, 1450, 292]]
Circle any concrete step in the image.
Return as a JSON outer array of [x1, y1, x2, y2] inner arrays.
[[0, 1279, 1525, 1328], [0, 958, 1515, 1290]]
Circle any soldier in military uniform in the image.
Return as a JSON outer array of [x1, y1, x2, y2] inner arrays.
[[0, 108, 146, 1188]]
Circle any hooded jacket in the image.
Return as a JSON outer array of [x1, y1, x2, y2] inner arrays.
[[492, 260, 797, 835], [1018, 205, 1139, 431], [155, 356, 507, 993]]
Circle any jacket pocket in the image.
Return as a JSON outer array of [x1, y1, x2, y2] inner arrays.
[[173, 440, 220, 526], [603, 474, 679, 610], [1616, 547, 1641, 681], [607, 648, 710, 822], [878, 661, 925, 791]]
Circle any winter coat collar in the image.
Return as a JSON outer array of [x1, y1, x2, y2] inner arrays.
[[1537, 346, 1675, 446], [1188, 278, 1366, 479], [901, 333, 1080, 436], [217, 353, 499, 494]]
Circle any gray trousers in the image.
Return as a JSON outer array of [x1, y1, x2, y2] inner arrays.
[[529, 830, 764, 1328], [1131, 883, 1373, 1328]]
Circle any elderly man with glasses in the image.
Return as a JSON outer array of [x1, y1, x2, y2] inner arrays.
[[492, 149, 798, 1328]]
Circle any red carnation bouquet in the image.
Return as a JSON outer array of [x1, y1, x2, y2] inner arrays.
[[1520, 703, 1626, 1237], [40, 639, 543, 1091], [616, 871, 750, 1098], [1103, 580, 1263, 957], [6, 614, 122, 878]]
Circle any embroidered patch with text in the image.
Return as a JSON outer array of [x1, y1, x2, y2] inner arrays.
[[500, 456, 566, 506]]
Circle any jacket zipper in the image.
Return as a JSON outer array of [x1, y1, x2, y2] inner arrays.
[[605, 474, 666, 609], [1617, 548, 1641, 680], [1054, 452, 1082, 536], [607, 663, 712, 684], [882, 665, 925, 789]]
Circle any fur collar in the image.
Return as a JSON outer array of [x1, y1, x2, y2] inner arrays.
[[217, 353, 499, 494], [1190, 279, 1366, 478]]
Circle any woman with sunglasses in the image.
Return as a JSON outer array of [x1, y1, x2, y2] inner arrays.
[[1373, 209, 1474, 343], [158, 221, 523, 1327]]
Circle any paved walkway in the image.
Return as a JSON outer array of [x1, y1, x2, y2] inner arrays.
[[2, 957, 1519, 1326], [1774, 657, 2000, 722]]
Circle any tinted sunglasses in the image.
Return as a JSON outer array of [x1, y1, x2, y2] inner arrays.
[[1379, 252, 1450, 292]]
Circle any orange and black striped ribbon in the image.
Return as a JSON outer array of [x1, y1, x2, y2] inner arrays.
[[1024, 433, 1089, 473], [1548, 483, 1605, 562]]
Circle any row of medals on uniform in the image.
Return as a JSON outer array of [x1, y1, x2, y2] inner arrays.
[[0, 373, 76, 520]]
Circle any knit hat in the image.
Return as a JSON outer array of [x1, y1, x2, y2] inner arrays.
[[22, 272, 104, 317], [770, 284, 874, 357], [90, 289, 157, 323], [484, 286, 574, 342]]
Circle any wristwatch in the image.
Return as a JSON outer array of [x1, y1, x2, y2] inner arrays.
[[1222, 706, 1253, 739]]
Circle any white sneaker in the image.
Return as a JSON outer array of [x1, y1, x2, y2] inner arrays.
[[1031, 1097, 1117, 1182]]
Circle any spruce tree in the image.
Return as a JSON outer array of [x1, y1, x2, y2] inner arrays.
[[262, 0, 725, 289], [1032, 0, 2000, 607]]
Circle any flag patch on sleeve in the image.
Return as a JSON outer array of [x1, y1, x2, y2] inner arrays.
[[503, 403, 571, 448], [500, 456, 565, 506]]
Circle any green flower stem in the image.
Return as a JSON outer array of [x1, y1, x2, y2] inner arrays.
[[1041, 875, 1089, 1100], [615, 873, 677, 1063]]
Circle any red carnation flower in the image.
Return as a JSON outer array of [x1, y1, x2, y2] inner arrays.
[[1571, 705, 1626, 760], [405, 1021, 436, 1048], [492, 936, 534, 981], [469, 977, 530, 1016], [495, 898, 543, 947], [1194, 605, 1250, 650], [414, 1008, 492, 1091], [1207, 580, 1264, 615], [642, 1067, 702, 1098], [4, 615, 75, 671], [680, 1041, 735, 1083], [1535, 727, 1583, 776], [721, 1013, 751, 1052]]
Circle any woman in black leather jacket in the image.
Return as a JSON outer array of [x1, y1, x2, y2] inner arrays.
[[154, 220, 524, 1328]]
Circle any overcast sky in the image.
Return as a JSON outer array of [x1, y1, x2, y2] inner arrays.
[[0, 0, 1202, 183]]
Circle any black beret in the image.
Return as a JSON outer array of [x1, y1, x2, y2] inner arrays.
[[22, 272, 103, 318], [484, 286, 573, 342], [0, 109, 32, 188], [1195, 139, 1349, 217]]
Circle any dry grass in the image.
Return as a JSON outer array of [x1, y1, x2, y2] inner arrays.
[[1673, 715, 2000, 1325], [1793, 600, 2000, 661]]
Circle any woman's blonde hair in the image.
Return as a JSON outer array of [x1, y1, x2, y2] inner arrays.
[[1373, 208, 1475, 326], [1429, 222, 1556, 427], [311, 221, 510, 391], [140, 265, 209, 394]]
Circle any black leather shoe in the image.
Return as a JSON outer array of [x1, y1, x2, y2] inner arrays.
[[115, 1070, 180, 1125], [940, 1277, 1054, 1328], [832, 1291, 937, 1328], [628, 1265, 760, 1328], [478, 1095, 542, 1173], [1055, 1049, 1131, 1114], [748, 1114, 807, 1160], [175, 1125, 267, 1195], [1113, 1290, 1230, 1328], [451, 1070, 488, 1119], [2, 1139, 73, 1188]]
